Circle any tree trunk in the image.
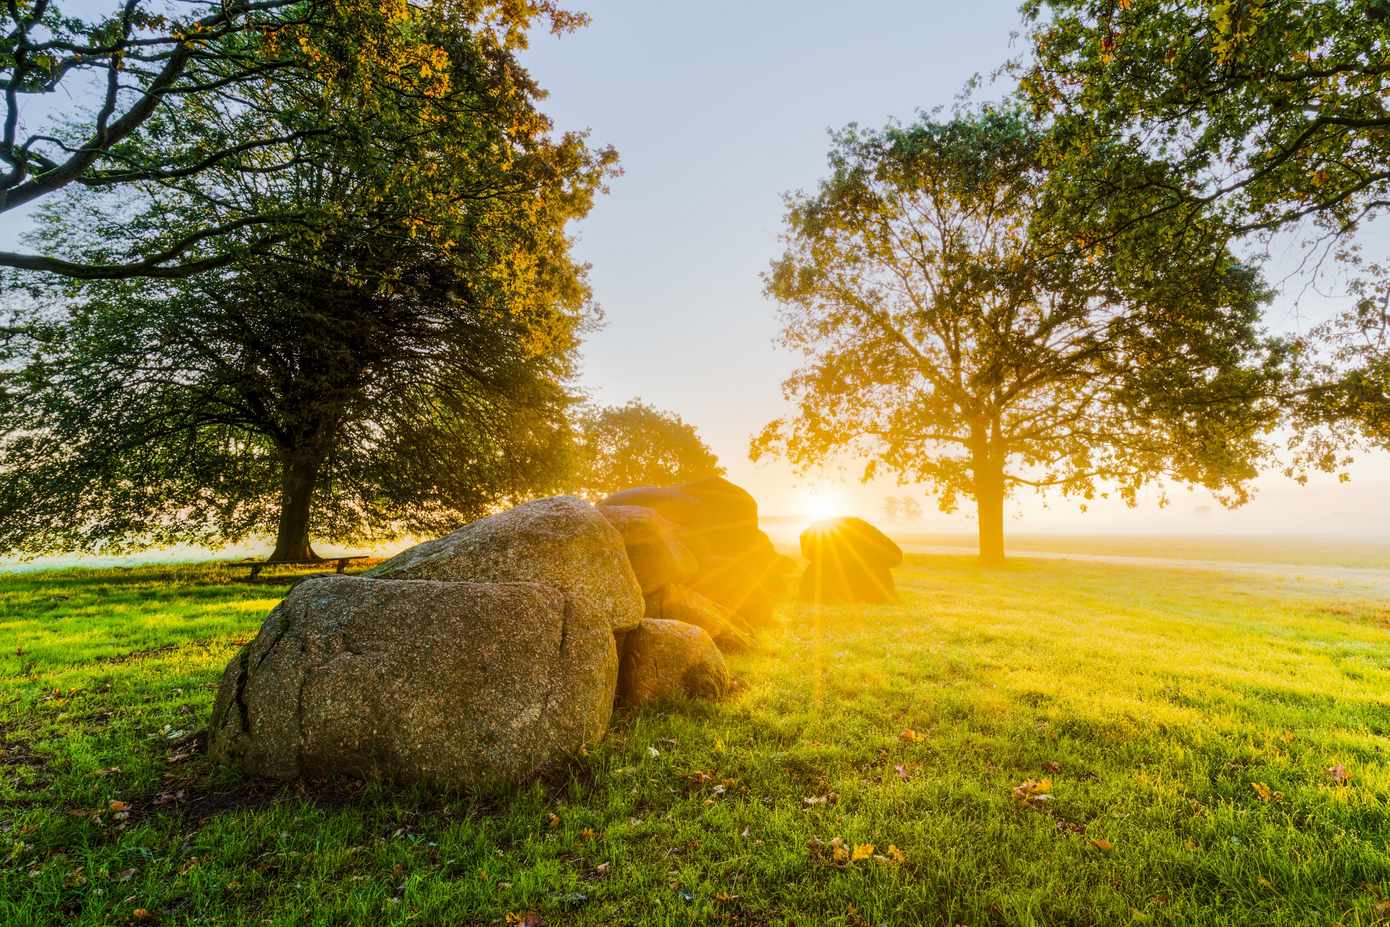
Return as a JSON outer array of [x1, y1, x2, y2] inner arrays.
[[269, 451, 321, 562], [971, 426, 1007, 566], [975, 469, 1005, 566]]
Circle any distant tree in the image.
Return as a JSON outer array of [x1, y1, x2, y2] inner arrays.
[[0, 0, 583, 279], [573, 400, 723, 498], [0, 13, 614, 561], [752, 109, 1288, 564], [883, 496, 923, 523], [1018, 0, 1390, 463]]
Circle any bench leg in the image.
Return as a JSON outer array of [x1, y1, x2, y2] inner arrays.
[[335, 559, 347, 573], [249, 565, 262, 581]]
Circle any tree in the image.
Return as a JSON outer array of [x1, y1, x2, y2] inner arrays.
[[882, 496, 923, 522], [0, 9, 615, 561], [752, 110, 1287, 564], [1019, 0, 1390, 241], [1, 0, 582, 279], [1018, 0, 1390, 456], [572, 400, 723, 498]]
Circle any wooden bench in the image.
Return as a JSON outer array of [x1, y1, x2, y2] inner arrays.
[[232, 556, 367, 581]]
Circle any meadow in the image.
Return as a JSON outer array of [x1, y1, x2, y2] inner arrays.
[[2, 551, 1388, 926]]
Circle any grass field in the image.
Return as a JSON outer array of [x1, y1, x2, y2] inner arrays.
[[2, 554, 1389, 926]]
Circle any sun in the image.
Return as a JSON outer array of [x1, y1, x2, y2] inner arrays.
[[796, 485, 850, 524]]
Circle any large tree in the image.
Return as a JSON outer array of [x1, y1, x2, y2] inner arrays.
[[0, 8, 614, 560], [1, 0, 581, 278], [572, 399, 723, 498], [752, 110, 1287, 563], [1018, 0, 1390, 459]]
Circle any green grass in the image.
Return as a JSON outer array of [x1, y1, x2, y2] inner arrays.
[[2, 555, 1389, 926]]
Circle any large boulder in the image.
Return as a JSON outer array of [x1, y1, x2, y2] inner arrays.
[[603, 477, 761, 558], [367, 496, 643, 632], [645, 583, 752, 650], [799, 516, 903, 567], [616, 619, 730, 708], [601, 478, 785, 629], [597, 504, 699, 594], [798, 516, 903, 604], [208, 575, 618, 789]]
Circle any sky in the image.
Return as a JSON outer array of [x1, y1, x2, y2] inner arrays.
[[4, 1, 1388, 539], [512, 0, 1390, 535]]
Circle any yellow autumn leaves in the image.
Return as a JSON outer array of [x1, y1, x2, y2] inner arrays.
[[807, 835, 907, 869]]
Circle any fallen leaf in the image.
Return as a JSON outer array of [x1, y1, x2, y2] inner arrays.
[[505, 913, 543, 927], [1012, 778, 1053, 809], [109, 800, 129, 812], [894, 764, 910, 782], [1328, 764, 1351, 785], [579, 827, 596, 841], [131, 910, 152, 921], [1089, 838, 1114, 852], [899, 729, 925, 743], [1250, 782, 1283, 802], [886, 844, 906, 863], [851, 843, 875, 862]]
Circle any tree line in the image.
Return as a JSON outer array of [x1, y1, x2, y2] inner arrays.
[[3, 0, 1387, 562]]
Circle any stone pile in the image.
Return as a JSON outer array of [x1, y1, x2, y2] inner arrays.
[[600, 477, 792, 649], [208, 484, 784, 791]]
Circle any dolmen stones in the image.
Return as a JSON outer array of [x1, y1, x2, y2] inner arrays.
[[209, 496, 644, 789], [599, 477, 791, 649], [207, 489, 773, 791], [798, 516, 903, 604], [617, 619, 729, 707]]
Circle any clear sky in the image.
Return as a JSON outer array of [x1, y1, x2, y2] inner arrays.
[[4, 1, 1387, 538], [516, 0, 1390, 535]]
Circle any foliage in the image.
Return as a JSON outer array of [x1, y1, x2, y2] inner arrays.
[[1018, 0, 1390, 456], [1019, 0, 1390, 240], [0, 10, 617, 559], [753, 108, 1288, 561], [3, 552, 1389, 924], [0, 0, 584, 278], [571, 399, 723, 498]]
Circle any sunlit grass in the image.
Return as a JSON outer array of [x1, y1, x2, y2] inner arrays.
[[2, 555, 1388, 925]]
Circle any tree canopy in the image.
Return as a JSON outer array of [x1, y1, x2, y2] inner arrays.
[[1, 0, 584, 279], [753, 109, 1288, 563], [1019, 0, 1390, 241], [1019, 0, 1390, 460], [0, 4, 614, 559], [572, 399, 723, 499]]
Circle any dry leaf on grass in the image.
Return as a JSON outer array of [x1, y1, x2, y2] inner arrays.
[[1328, 764, 1351, 785], [1012, 777, 1053, 809]]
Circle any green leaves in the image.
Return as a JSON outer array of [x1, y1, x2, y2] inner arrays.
[[758, 109, 1286, 558]]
